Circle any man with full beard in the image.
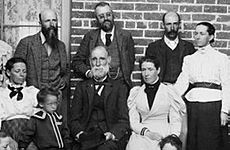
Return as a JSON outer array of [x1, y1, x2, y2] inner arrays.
[[14, 9, 69, 122], [146, 12, 195, 85], [70, 46, 130, 150], [72, 1, 135, 89]]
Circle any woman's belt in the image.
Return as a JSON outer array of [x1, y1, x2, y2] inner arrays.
[[183, 82, 222, 97]]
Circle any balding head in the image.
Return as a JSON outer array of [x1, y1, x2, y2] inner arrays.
[[39, 9, 57, 23], [162, 12, 181, 40], [162, 12, 180, 24]]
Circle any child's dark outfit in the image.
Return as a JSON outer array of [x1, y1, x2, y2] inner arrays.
[[19, 110, 72, 150]]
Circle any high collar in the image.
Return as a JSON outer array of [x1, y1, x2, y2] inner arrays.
[[6, 79, 26, 88], [197, 44, 213, 54], [40, 31, 46, 45]]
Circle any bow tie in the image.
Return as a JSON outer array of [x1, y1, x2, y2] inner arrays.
[[8, 85, 23, 101]]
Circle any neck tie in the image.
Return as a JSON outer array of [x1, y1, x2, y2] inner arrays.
[[8, 85, 23, 101], [105, 34, 112, 46]]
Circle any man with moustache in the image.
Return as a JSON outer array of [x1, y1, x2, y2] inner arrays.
[[14, 9, 69, 121], [146, 12, 195, 85], [70, 46, 130, 150], [72, 1, 135, 89]]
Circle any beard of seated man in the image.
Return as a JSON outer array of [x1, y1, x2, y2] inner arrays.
[[91, 63, 109, 80]]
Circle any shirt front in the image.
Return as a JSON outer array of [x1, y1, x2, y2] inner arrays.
[[100, 26, 115, 45], [174, 44, 230, 113], [164, 36, 179, 50]]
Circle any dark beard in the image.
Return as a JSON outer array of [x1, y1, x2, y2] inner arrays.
[[165, 30, 178, 40], [42, 26, 59, 49], [99, 19, 114, 32]]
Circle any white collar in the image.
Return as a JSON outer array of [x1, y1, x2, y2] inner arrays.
[[164, 35, 179, 45], [197, 44, 213, 54], [6, 79, 26, 88], [40, 32, 46, 45]]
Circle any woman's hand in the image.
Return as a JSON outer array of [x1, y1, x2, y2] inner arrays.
[[145, 131, 163, 141], [220, 111, 229, 126]]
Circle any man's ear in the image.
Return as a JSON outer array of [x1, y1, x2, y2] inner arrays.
[[39, 103, 44, 108], [157, 67, 161, 75], [107, 56, 111, 64]]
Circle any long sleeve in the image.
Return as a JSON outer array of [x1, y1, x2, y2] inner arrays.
[[14, 39, 28, 60], [174, 56, 190, 96], [71, 32, 92, 77], [69, 82, 85, 137], [219, 55, 230, 113], [128, 86, 146, 135], [168, 86, 186, 136]]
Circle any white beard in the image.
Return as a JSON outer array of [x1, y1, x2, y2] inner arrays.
[[91, 64, 109, 80]]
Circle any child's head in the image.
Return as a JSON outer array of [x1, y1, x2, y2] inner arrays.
[[159, 134, 182, 150], [0, 132, 10, 150], [37, 87, 60, 114]]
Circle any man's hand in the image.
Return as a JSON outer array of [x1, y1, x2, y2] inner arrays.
[[145, 131, 163, 141], [104, 132, 115, 141], [221, 111, 229, 126]]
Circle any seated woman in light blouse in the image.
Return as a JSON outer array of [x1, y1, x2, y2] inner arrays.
[[126, 56, 186, 150], [0, 57, 39, 142]]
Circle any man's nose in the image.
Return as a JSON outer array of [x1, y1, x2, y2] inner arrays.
[[96, 59, 101, 66]]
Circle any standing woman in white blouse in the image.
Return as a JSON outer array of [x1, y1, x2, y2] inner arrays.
[[174, 22, 230, 150], [0, 57, 39, 142]]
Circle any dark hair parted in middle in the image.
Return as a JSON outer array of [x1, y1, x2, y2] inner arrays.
[[159, 134, 182, 150], [196, 22, 215, 43], [139, 56, 160, 70]]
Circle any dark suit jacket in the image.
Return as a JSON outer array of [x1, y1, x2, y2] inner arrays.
[[71, 26, 135, 88], [14, 32, 68, 89], [146, 38, 196, 83], [70, 77, 129, 141]]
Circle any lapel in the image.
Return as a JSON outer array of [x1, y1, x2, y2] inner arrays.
[[57, 42, 67, 74], [114, 26, 123, 53], [89, 29, 100, 53], [86, 80, 95, 109], [31, 33, 43, 85], [177, 39, 186, 64], [102, 79, 113, 107]]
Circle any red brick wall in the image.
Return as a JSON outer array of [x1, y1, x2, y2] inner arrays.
[[70, 0, 230, 88]]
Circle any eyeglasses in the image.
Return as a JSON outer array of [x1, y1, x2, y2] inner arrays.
[[97, 12, 113, 20]]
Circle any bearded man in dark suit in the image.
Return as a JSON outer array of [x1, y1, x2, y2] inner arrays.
[[14, 9, 69, 121], [70, 46, 129, 150], [72, 2, 135, 89]]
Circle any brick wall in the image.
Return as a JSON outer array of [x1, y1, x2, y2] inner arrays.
[[70, 0, 230, 88], [70, 0, 230, 142]]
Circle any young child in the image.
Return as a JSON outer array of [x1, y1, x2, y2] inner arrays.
[[18, 87, 72, 150], [159, 134, 182, 150]]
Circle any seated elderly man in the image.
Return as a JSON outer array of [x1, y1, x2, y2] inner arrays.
[[70, 46, 130, 150]]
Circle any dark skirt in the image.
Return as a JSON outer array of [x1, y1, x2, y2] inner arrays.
[[1, 118, 28, 142]]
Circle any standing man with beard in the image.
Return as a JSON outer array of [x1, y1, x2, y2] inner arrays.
[[70, 46, 130, 150], [72, 1, 135, 89], [14, 9, 69, 121], [146, 12, 195, 85]]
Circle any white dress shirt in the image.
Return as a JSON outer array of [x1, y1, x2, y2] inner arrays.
[[164, 36, 179, 50], [100, 26, 115, 45], [174, 44, 230, 113]]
